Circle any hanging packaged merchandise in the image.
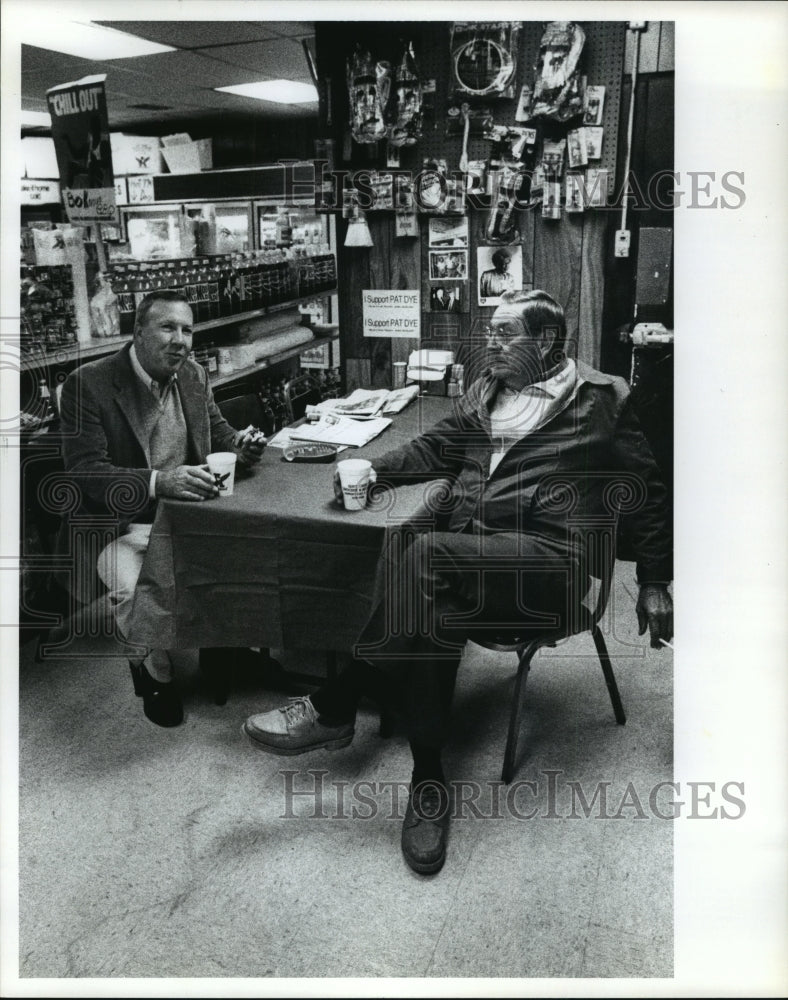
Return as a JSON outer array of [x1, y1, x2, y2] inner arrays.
[[389, 42, 423, 147], [531, 21, 586, 121], [89, 272, 121, 338], [450, 22, 521, 99], [347, 47, 389, 143]]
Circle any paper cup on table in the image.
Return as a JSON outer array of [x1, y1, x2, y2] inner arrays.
[[392, 361, 407, 388], [337, 458, 373, 511], [206, 452, 237, 497]]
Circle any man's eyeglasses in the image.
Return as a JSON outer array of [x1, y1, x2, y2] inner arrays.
[[482, 320, 526, 342]]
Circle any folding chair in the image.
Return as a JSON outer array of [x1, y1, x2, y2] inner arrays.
[[467, 525, 626, 784]]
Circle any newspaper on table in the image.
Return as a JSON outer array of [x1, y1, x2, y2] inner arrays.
[[310, 384, 420, 420], [288, 413, 392, 448]]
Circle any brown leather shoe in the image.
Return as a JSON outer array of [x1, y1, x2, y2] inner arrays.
[[243, 695, 354, 755], [401, 780, 450, 875]]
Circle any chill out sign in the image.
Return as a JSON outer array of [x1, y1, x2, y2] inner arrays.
[[362, 290, 420, 339], [46, 73, 118, 224]]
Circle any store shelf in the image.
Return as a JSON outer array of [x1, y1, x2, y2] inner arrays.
[[19, 289, 337, 371], [21, 335, 132, 370], [209, 333, 339, 389]]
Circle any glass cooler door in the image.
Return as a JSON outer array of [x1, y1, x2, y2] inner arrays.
[[120, 204, 184, 260]]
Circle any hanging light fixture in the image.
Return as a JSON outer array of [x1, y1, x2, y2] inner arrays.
[[344, 210, 374, 247]]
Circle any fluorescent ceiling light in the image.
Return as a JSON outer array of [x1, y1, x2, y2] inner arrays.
[[22, 111, 53, 128], [215, 80, 318, 104], [19, 20, 176, 60]]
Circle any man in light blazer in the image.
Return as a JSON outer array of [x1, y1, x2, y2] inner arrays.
[[59, 289, 266, 726]]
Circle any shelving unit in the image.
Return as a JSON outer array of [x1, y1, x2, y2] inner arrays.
[[20, 290, 337, 372], [209, 332, 339, 389]]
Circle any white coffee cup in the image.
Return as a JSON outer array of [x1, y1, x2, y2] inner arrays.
[[337, 458, 373, 511], [206, 452, 237, 497]]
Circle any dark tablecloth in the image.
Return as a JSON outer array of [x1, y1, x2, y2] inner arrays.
[[127, 396, 450, 651]]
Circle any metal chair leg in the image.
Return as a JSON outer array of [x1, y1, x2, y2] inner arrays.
[[591, 625, 626, 725], [501, 643, 537, 784]]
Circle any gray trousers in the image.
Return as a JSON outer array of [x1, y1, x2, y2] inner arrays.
[[354, 526, 580, 748]]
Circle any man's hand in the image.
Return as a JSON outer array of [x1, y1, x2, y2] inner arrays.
[[636, 583, 674, 649], [236, 426, 267, 466], [157, 464, 218, 501]]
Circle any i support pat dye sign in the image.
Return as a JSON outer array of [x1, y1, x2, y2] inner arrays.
[[362, 290, 420, 338]]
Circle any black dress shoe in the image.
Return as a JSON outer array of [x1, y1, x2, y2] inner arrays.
[[401, 780, 451, 875], [129, 661, 183, 727]]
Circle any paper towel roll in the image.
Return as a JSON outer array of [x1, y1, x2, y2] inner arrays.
[[254, 326, 313, 360]]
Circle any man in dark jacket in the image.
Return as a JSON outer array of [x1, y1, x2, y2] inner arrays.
[[59, 289, 266, 726], [243, 289, 673, 873]]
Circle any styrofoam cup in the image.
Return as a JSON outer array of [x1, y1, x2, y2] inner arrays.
[[206, 451, 237, 497], [337, 458, 372, 511]]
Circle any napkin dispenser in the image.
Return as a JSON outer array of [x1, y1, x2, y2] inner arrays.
[[406, 349, 455, 396]]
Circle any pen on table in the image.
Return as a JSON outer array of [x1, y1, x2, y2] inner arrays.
[[659, 638, 674, 650]]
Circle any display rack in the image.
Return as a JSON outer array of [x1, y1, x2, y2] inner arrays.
[[209, 332, 339, 390], [19, 290, 337, 372]]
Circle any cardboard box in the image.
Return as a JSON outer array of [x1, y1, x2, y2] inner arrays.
[[161, 139, 213, 173], [110, 133, 164, 175]]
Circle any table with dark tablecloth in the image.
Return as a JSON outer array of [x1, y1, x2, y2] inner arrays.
[[127, 395, 450, 651]]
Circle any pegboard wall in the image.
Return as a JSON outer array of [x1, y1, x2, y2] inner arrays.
[[413, 21, 625, 197], [318, 21, 626, 197], [315, 20, 630, 385]]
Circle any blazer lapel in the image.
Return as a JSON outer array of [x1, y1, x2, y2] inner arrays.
[[111, 347, 158, 463]]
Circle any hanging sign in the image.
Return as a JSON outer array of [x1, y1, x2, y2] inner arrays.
[[46, 74, 118, 224], [362, 290, 420, 338], [21, 179, 60, 205]]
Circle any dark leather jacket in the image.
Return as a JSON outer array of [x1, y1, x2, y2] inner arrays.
[[372, 363, 672, 584]]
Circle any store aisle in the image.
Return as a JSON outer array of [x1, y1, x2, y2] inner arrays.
[[17, 562, 672, 981]]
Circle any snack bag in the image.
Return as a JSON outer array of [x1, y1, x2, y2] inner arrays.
[[347, 47, 388, 143], [389, 41, 423, 147], [531, 21, 586, 121]]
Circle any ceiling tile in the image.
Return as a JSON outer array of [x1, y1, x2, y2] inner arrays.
[[20, 22, 318, 131], [94, 20, 281, 48], [198, 38, 314, 81], [262, 22, 315, 38]]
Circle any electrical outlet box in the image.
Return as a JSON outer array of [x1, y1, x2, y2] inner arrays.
[[614, 229, 631, 258]]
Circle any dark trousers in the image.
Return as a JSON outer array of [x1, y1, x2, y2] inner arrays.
[[352, 525, 580, 749]]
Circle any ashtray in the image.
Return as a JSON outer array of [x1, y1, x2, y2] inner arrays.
[[282, 443, 338, 463]]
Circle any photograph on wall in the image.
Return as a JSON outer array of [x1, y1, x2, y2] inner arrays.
[[429, 281, 467, 313], [428, 216, 469, 247], [477, 244, 523, 305], [429, 249, 468, 280]]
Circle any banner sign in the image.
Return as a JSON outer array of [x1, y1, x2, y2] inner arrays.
[[362, 290, 420, 338], [46, 74, 118, 224]]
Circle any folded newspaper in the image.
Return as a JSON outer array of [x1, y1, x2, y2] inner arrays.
[[288, 413, 392, 448], [309, 384, 419, 420]]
